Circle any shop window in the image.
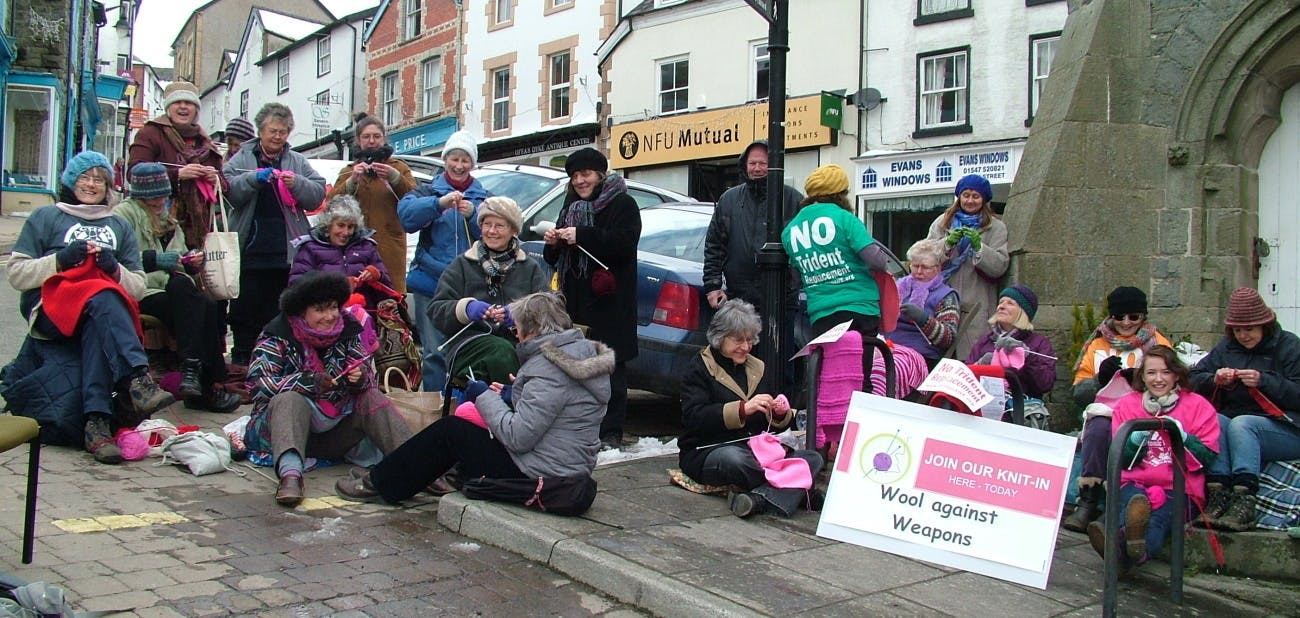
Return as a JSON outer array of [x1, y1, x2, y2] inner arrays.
[[916, 47, 970, 137], [916, 0, 973, 25], [93, 100, 121, 163], [492, 67, 511, 131], [3, 86, 57, 191], [548, 52, 571, 120], [423, 57, 442, 116], [1028, 33, 1061, 125], [658, 57, 689, 115]]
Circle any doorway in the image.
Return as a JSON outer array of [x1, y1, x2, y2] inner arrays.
[[1257, 83, 1300, 328]]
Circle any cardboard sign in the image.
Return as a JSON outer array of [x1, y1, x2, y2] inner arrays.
[[817, 392, 1075, 588], [916, 358, 995, 411], [790, 321, 853, 359]]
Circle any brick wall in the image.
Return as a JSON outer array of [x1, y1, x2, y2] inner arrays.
[[365, 0, 460, 132]]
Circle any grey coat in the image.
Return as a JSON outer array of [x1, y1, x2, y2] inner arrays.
[[222, 144, 327, 266], [430, 241, 549, 337], [475, 329, 615, 478]]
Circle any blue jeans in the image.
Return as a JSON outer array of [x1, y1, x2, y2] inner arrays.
[[1116, 483, 1196, 561], [1209, 413, 1300, 483], [44, 292, 149, 415], [696, 444, 823, 517], [410, 293, 447, 393]]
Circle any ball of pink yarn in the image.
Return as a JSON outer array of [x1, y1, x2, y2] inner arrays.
[[115, 429, 150, 461]]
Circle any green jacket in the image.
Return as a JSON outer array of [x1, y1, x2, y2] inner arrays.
[[113, 198, 189, 297]]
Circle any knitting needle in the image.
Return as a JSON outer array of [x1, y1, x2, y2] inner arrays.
[[330, 354, 373, 383], [530, 220, 609, 270], [577, 245, 609, 270], [437, 321, 477, 351]]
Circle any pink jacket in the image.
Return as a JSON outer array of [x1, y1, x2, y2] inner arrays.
[[1111, 389, 1220, 508]]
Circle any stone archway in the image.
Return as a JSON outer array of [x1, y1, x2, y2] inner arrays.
[[1170, 1, 1300, 305]]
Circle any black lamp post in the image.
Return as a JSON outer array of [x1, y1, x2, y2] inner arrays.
[[746, 0, 791, 389]]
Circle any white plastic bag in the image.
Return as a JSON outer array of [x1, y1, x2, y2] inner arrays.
[[158, 431, 235, 476], [135, 418, 179, 457]]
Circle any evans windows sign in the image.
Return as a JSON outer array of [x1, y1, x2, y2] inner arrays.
[[854, 142, 1025, 198]]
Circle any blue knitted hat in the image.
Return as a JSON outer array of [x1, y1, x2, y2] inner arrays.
[[129, 162, 172, 199], [954, 174, 992, 203], [60, 151, 114, 191]]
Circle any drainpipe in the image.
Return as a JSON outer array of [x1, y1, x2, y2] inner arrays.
[[65, 0, 83, 157], [344, 18, 359, 160], [453, 0, 464, 135], [857, 0, 867, 157]]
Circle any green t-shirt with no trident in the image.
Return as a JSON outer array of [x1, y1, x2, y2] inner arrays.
[[781, 203, 879, 324]]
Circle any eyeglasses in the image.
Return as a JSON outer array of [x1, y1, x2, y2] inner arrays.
[[76, 174, 107, 186], [1112, 313, 1145, 322]]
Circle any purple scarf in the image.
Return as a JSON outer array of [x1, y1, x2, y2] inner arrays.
[[287, 315, 345, 373], [897, 274, 946, 308]]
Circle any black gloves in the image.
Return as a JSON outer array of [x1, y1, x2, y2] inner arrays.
[[1096, 356, 1123, 385], [94, 248, 119, 276], [56, 240, 89, 271]]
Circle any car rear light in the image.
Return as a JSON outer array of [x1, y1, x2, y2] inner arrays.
[[652, 281, 699, 330]]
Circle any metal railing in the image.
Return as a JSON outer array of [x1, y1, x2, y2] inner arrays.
[[1103, 417, 1188, 617]]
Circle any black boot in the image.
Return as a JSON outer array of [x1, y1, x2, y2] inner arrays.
[[1063, 482, 1103, 533], [179, 359, 203, 399]]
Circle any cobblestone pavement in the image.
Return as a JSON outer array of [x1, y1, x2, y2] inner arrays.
[[0, 420, 646, 617]]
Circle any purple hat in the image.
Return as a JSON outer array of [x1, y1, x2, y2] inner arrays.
[[954, 174, 993, 203]]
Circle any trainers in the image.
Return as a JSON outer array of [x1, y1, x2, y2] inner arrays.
[[335, 470, 385, 504], [128, 372, 175, 416], [1124, 493, 1151, 563], [84, 415, 123, 464], [1215, 487, 1258, 531], [179, 359, 203, 400]]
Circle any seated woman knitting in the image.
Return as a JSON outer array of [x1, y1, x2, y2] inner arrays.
[[289, 195, 395, 310], [244, 271, 413, 506], [678, 300, 823, 518]]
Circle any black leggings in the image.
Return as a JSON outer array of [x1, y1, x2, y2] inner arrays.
[[137, 273, 228, 384], [369, 416, 524, 503]]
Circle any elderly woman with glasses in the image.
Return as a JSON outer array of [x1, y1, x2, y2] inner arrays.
[[1062, 286, 1173, 532], [224, 102, 328, 366], [885, 238, 960, 368], [678, 300, 823, 519], [430, 197, 548, 387]]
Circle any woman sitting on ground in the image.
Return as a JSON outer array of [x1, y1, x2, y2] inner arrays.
[[115, 162, 241, 413], [1063, 286, 1171, 532], [1087, 345, 1219, 572], [1190, 287, 1300, 531], [678, 300, 823, 518], [289, 195, 393, 308], [431, 196, 548, 387], [335, 291, 615, 504], [967, 284, 1057, 400], [4, 151, 174, 463], [244, 271, 413, 507], [885, 238, 960, 368]]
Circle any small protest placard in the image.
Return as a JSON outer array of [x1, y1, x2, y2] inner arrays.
[[789, 321, 853, 359], [916, 358, 995, 412]]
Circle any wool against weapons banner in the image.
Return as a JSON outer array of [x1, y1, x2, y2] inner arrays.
[[816, 392, 1075, 589]]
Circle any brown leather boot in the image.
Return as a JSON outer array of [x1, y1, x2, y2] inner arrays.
[[1063, 482, 1103, 532]]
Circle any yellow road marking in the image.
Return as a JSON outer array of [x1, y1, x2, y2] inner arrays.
[[52, 511, 191, 533], [299, 496, 354, 510]]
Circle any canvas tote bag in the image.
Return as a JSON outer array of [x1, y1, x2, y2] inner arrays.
[[201, 184, 241, 301]]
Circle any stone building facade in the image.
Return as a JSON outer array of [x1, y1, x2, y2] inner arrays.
[[1008, 0, 1300, 369]]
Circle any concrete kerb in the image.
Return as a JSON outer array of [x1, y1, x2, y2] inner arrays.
[[438, 493, 753, 617]]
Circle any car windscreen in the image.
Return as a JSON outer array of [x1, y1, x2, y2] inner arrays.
[[639, 208, 709, 263], [476, 170, 561, 208]]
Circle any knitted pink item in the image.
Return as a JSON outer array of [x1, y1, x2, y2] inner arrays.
[[454, 401, 489, 429], [993, 347, 1027, 369], [814, 330, 863, 449], [747, 433, 812, 489], [772, 394, 790, 415], [272, 170, 297, 208]]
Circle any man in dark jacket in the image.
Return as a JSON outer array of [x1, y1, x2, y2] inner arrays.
[[703, 141, 804, 386]]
